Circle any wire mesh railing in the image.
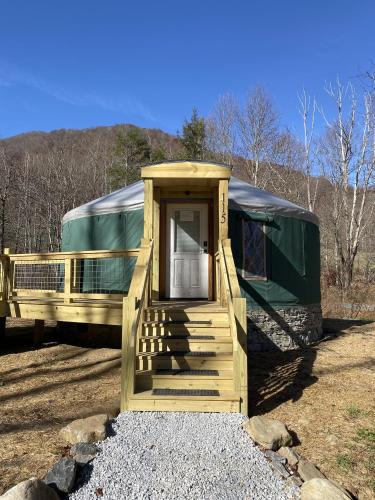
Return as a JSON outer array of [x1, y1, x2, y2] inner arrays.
[[1, 249, 139, 302]]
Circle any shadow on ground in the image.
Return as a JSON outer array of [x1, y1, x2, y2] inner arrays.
[[248, 317, 373, 416]]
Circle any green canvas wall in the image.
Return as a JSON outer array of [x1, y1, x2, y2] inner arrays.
[[229, 209, 321, 308]]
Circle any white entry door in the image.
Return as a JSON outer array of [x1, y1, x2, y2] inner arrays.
[[166, 203, 209, 299]]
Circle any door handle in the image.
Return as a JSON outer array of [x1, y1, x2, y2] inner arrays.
[[203, 241, 208, 247]]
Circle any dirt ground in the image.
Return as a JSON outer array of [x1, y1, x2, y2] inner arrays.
[[0, 318, 374, 498]]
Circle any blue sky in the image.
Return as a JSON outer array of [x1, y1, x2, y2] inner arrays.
[[0, 0, 374, 139]]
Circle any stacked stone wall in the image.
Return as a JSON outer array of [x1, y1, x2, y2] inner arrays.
[[247, 304, 322, 351]]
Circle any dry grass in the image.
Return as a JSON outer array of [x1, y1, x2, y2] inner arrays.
[[250, 318, 375, 499], [322, 283, 375, 321], [0, 318, 374, 498]]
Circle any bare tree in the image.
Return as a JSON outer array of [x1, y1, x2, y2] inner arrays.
[[319, 79, 375, 288], [205, 93, 238, 165], [237, 86, 279, 187], [298, 89, 320, 212]]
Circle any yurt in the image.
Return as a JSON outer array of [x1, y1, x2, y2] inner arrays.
[[61, 161, 322, 351]]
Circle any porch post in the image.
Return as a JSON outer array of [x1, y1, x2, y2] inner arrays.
[[152, 187, 160, 300], [144, 179, 153, 240], [218, 179, 229, 240]]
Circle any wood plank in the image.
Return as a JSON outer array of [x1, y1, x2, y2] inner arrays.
[[140, 378, 234, 391], [127, 398, 240, 412], [141, 162, 231, 180], [64, 258, 72, 304], [159, 189, 214, 198], [222, 239, 241, 298], [233, 297, 248, 416], [8, 302, 123, 325], [121, 296, 136, 411], [9, 249, 139, 261], [141, 355, 233, 370], [142, 325, 231, 336]]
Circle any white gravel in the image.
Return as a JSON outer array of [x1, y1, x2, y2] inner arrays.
[[69, 412, 300, 500]]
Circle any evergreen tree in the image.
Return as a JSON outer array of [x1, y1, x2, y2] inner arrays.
[[109, 127, 151, 189], [181, 109, 206, 160]]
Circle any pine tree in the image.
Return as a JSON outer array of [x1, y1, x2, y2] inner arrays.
[[181, 109, 206, 160], [109, 128, 151, 189]]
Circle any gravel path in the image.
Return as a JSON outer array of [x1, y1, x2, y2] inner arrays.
[[70, 412, 299, 500]]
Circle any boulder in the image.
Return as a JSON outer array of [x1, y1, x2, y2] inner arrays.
[[71, 442, 98, 456], [71, 442, 99, 466], [298, 459, 326, 482], [60, 414, 109, 444], [44, 458, 77, 494], [242, 416, 293, 450], [264, 449, 287, 464], [0, 478, 59, 500], [301, 478, 352, 500], [278, 446, 300, 466]]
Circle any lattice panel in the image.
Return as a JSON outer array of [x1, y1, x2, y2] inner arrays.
[[14, 261, 65, 291], [242, 220, 266, 279]]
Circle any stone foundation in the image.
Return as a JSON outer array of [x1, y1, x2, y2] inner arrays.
[[247, 304, 323, 352]]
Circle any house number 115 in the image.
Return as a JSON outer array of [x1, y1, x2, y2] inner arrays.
[[221, 192, 226, 224]]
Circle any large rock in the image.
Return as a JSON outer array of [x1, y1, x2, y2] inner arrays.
[[278, 446, 300, 466], [60, 414, 109, 444], [298, 459, 326, 482], [301, 478, 352, 500], [0, 478, 59, 500], [242, 416, 293, 450], [44, 458, 77, 494], [71, 442, 98, 466]]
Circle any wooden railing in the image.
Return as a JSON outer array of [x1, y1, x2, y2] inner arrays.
[[216, 239, 248, 415], [121, 239, 153, 411], [0, 248, 139, 304]]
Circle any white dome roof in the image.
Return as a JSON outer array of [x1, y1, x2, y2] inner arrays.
[[63, 176, 318, 225]]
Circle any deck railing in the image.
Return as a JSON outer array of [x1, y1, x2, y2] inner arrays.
[[121, 239, 153, 411], [216, 239, 248, 415], [0, 249, 139, 304]]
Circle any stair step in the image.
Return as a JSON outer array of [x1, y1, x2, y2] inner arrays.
[[152, 388, 220, 397], [131, 389, 239, 401], [151, 351, 220, 357], [139, 337, 232, 353], [142, 326, 230, 336], [137, 352, 233, 370], [146, 312, 229, 322], [140, 335, 217, 340], [154, 369, 220, 376], [143, 320, 213, 327], [136, 369, 234, 390], [128, 388, 240, 411], [126, 395, 240, 412]]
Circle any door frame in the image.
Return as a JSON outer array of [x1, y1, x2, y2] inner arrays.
[[159, 199, 214, 300]]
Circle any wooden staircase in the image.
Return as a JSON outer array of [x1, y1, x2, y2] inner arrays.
[[127, 302, 240, 412], [121, 239, 248, 415]]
